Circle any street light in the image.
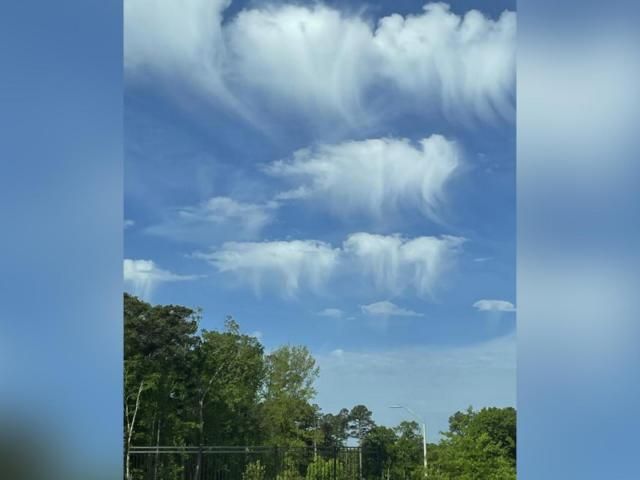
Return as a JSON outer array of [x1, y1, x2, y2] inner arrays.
[[390, 405, 427, 478]]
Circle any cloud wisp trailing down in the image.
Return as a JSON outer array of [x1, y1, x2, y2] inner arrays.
[[194, 240, 340, 298], [146, 196, 278, 244], [266, 135, 461, 222], [123, 259, 202, 300], [473, 299, 516, 312], [195, 233, 464, 298], [361, 301, 424, 317], [344, 233, 465, 297], [124, 1, 516, 125]]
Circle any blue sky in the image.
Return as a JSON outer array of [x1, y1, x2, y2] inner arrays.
[[124, 0, 516, 437]]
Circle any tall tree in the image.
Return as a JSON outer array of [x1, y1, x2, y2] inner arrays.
[[260, 345, 320, 446], [348, 405, 376, 444], [361, 425, 397, 480], [319, 408, 350, 448], [123, 294, 199, 479]]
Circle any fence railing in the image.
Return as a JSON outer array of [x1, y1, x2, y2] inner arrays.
[[127, 445, 376, 480]]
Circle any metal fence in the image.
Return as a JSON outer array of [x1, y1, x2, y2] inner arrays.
[[127, 446, 372, 480]]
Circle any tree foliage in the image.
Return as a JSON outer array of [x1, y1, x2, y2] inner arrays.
[[124, 294, 516, 479]]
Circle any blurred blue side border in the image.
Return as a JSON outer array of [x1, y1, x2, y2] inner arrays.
[[518, 0, 640, 478], [2, 0, 640, 479], [0, 1, 122, 479]]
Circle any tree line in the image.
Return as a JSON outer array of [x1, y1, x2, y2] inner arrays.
[[124, 293, 516, 479]]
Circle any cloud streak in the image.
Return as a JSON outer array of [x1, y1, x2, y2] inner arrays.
[[361, 301, 424, 317], [318, 308, 345, 319], [147, 197, 278, 243], [266, 135, 460, 222], [344, 233, 465, 297], [123, 259, 202, 300], [125, 1, 516, 125], [195, 233, 464, 297], [194, 240, 340, 297], [473, 299, 516, 312]]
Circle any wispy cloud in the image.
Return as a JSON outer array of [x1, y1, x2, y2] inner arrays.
[[147, 196, 278, 243], [124, 219, 135, 229], [266, 135, 460, 222], [473, 257, 492, 263], [473, 299, 516, 312], [123, 259, 202, 300], [344, 233, 465, 297], [318, 308, 345, 319], [195, 233, 464, 298], [194, 240, 340, 297], [361, 301, 424, 317], [125, 1, 515, 125]]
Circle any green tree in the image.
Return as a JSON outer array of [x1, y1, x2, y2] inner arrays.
[[348, 405, 376, 444], [190, 316, 265, 478], [361, 426, 397, 480], [429, 407, 516, 480], [260, 345, 320, 446], [123, 294, 200, 479], [319, 408, 350, 448], [391, 421, 423, 480]]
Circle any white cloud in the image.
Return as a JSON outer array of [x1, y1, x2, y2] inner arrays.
[[124, 219, 135, 229], [266, 135, 460, 221], [361, 301, 424, 317], [315, 334, 516, 439], [196, 233, 463, 297], [372, 4, 516, 123], [473, 299, 516, 312], [195, 240, 340, 297], [318, 308, 344, 319], [147, 197, 277, 243], [123, 259, 201, 300], [344, 233, 465, 297], [124, 0, 235, 104], [473, 257, 492, 262], [125, 1, 516, 124]]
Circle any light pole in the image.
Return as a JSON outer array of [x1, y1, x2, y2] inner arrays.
[[390, 405, 427, 478]]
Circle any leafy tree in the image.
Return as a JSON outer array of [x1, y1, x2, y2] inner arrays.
[[428, 407, 516, 480], [319, 408, 350, 448], [123, 294, 199, 479], [260, 345, 320, 446], [348, 405, 376, 444], [361, 426, 397, 480], [391, 421, 423, 480]]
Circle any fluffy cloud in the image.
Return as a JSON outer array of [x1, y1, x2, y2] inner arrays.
[[147, 197, 277, 243], [473, 299, 516, 312], [361, 301, 423, 317], [266, 135, 460, 221], [197, 233, 463, 297], [344, 233, 465, 297], [318, 308, 345, 319], [125, 1, 515, 124], [123, 259, 201, 299], [315, 334, 516, 438], [195, 240, 340, 297]]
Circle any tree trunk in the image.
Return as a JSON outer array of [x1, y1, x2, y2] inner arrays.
[[125, 380, 145, 480], [153, 417, 161, 480], [194, 398, 204, 480]]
